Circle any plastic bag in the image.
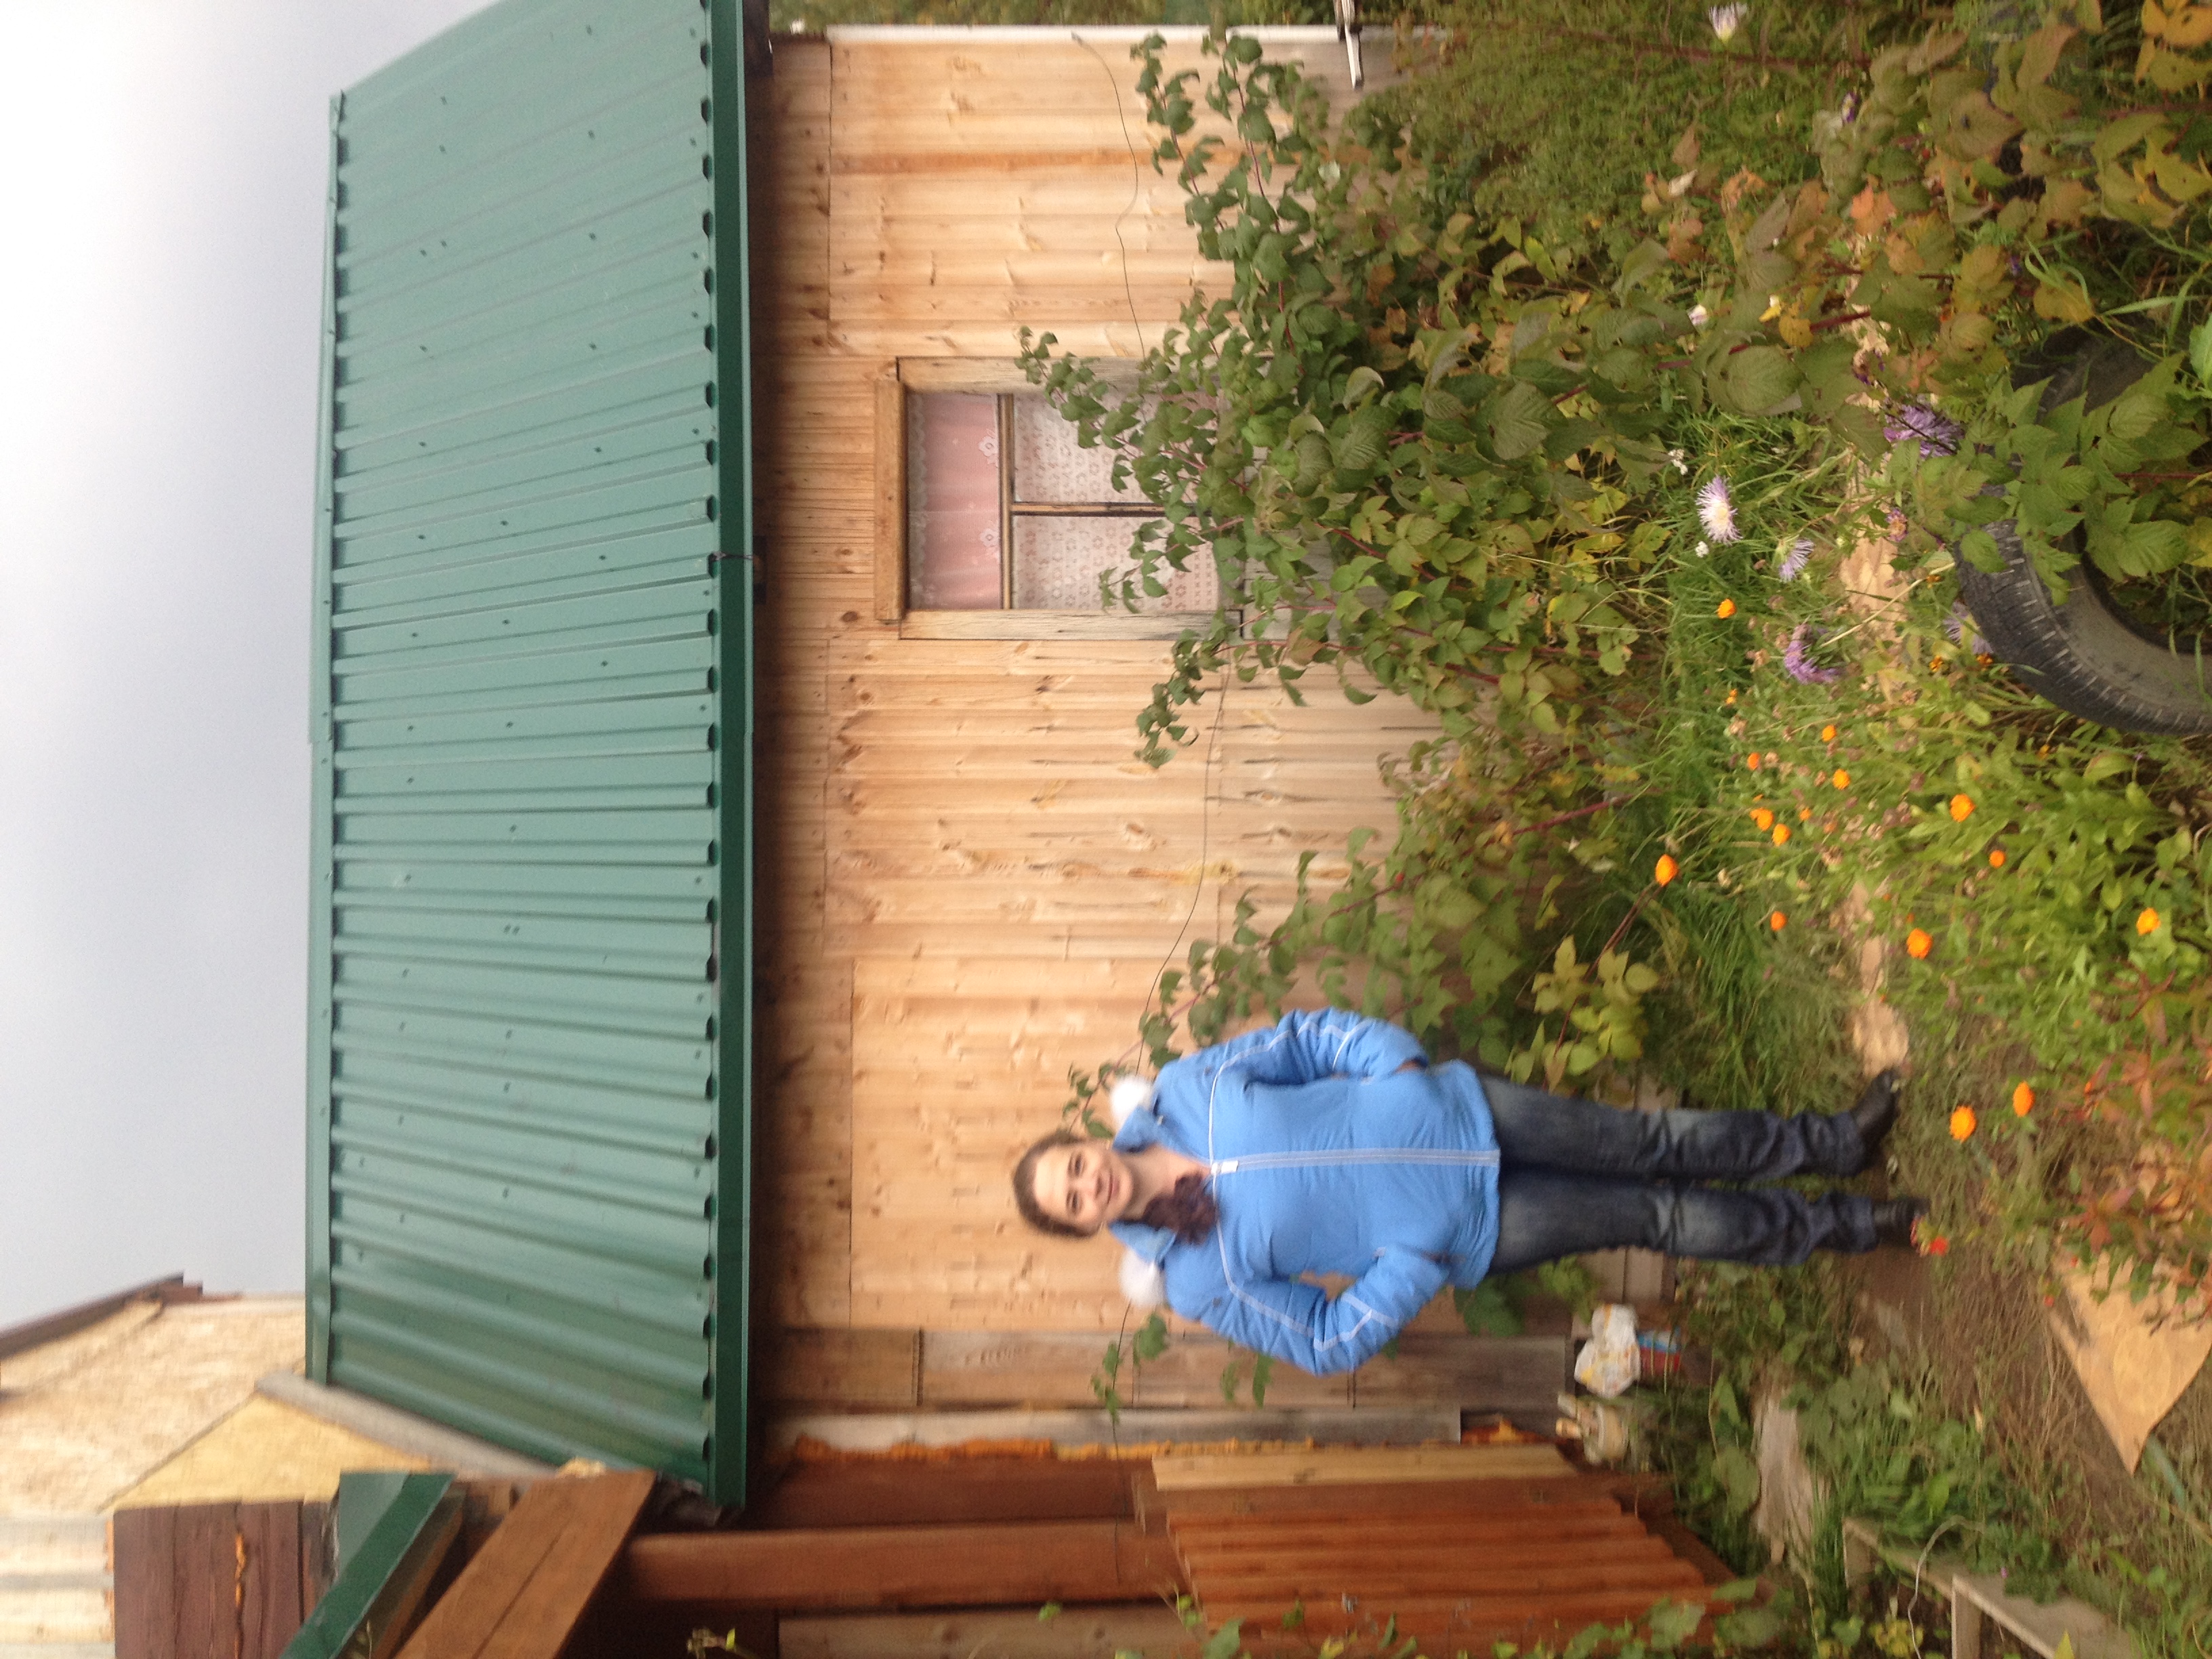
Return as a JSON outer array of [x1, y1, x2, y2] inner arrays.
[[1572, 1302, 1639, 1398]]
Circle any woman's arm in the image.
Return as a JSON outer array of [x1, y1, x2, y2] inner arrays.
[[1183, 1246, 1448, 1376], [1201, 1008, 1427, 1088]]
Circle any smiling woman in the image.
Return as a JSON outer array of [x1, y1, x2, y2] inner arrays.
[[1015, 1132, 1214, 1240], [1012, 1008, 1927, 1376]]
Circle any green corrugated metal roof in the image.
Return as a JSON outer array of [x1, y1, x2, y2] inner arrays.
[[307, 0, 755, 1503]]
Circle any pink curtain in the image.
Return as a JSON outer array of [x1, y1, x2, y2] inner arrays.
[[906, 395, 1001, 610]]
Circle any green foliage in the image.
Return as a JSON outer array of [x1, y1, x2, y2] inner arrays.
[[1090, 1310, 1170, 1422], [1454, 1258, 1601, 1335], [1795, 1359, 2065, 1597]]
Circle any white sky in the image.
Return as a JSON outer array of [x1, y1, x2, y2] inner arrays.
[[0, 1, 497, 1328]]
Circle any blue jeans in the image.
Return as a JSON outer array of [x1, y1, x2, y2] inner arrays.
[[1481, 1075, 1877, 1272]]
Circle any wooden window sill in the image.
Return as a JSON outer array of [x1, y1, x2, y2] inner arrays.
[[898, 609, 1225, 641]]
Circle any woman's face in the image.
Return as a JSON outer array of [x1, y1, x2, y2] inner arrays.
[[1029, 1140, 1136, 1235]]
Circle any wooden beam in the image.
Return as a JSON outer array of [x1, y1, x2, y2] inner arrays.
[[1151, 1444, 1572, 1492], [780, 1605, 1191, 1658], [396, 1471, 654, 1659], [621, 1519, 1184, 1609], [760, 1327, 921, 1408], [0, 1274, 200, 1361], [872, 368, 905, 624], [747, 1458, 1136, 1530]]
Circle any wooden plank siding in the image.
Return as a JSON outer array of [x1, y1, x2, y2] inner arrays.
[[748, 34, 1437, 1372]]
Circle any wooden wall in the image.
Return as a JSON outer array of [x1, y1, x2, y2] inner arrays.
[[747, 33, 1435, 1357]]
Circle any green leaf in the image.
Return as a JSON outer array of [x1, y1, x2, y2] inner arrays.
[[1251, 1353, 1274, 1408], [1456, 1280, 1526, 1337], [1333, 403, 1393, 471], [2190, 319, 2212, 386], [1039, 1603, 1064, 1623], [1202, 1618, 1246, 1659], [1342, 365, 1384, 408], [1715, 1604, 1784, 1648], [1648, 1599, 1703, 1648], [1487, 381, 1553, 460], [1724, 346, 1802, 415], [1713, 1444, 1761, 1514], [1712, 1578, 1761, 1603], [1134, 1310, 1170, 1361]]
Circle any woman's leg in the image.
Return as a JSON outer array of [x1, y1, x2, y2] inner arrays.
[[1481, 1073, 1864, 1183], [1486, 1168, 1878, 1274]]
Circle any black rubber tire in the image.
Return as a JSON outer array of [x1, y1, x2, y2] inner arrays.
[[1954, 333, 2212, 735]]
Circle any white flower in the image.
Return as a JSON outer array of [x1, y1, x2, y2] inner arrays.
[[1668, 448, 1689, 476], [1697, 476, 1742, 544], [1709, 3, 1748, 43], [1695, 539, 1712, 558], [1688, 304, 1711, 329]]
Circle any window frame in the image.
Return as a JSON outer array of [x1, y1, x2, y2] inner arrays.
[[874, 358, 1221, 640]]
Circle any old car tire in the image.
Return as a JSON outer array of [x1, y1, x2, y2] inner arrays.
[[1954, 333, 2212, 735]]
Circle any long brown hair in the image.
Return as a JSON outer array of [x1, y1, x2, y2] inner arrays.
[[1011, 1130, 1219, 1244]]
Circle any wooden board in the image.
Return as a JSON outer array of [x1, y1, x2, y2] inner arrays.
[[621, 1519, 1183, 1608], [1151, 1444, 1573, 1492], [1166, 1478, 1711, 1653], [115, 1499, 321, 1659], [781, 1605, 1195, 1659], [749, 1456, 1136, 1530], [761, 1326, 922, 1408], [396, 1471, 655, 1659]]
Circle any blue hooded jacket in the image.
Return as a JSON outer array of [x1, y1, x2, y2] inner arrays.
[[1107, 1008, 1500, 1376]]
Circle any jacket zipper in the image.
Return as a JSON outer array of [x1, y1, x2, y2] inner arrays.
[[1212, 1149, 1500, 1174]]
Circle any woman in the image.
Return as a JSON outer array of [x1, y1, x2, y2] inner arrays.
[[1012, 1008, 1921, 1375]]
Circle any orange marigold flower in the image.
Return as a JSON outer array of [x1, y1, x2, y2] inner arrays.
[[1655, 854, 1679, 887], [1988, 848, 2006, 868], [1923, 1233, 1951, 1256], [1950, 1105, 1978, 1141], [2011, 1082, 2034, 1117], [1725, 689, 1738, 705], [1799, 806, 1812, 821], [1906, 928, 1933, 959], [1717, 598, 1738, 618], [1949, 794, 1975, 821], [1821, 724, 1838, 743], [1772, 823, 1791, 846], [1746, 752, 1761, 771], [1751, 808, 1776, 831], [1769, 909, 1787, 932], [1929, 656, 1946, 672], [1832, 769, 1851, 789], [2138, 907, 2162, 936]]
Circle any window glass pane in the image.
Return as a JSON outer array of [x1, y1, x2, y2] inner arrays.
[[907, 394, 1002, 610], [1012, 518, 1218, 613], [1011, 394, 1150, 504]]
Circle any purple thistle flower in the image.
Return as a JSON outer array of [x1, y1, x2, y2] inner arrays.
[[1697, 476, 1743, 544], [1784, 625, 1843, 684], [1778, 537, 1814, 581], [1884, 403, 1963, 458]]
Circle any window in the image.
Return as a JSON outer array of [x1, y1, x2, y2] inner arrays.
[[873, 361, 1220, 639]]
